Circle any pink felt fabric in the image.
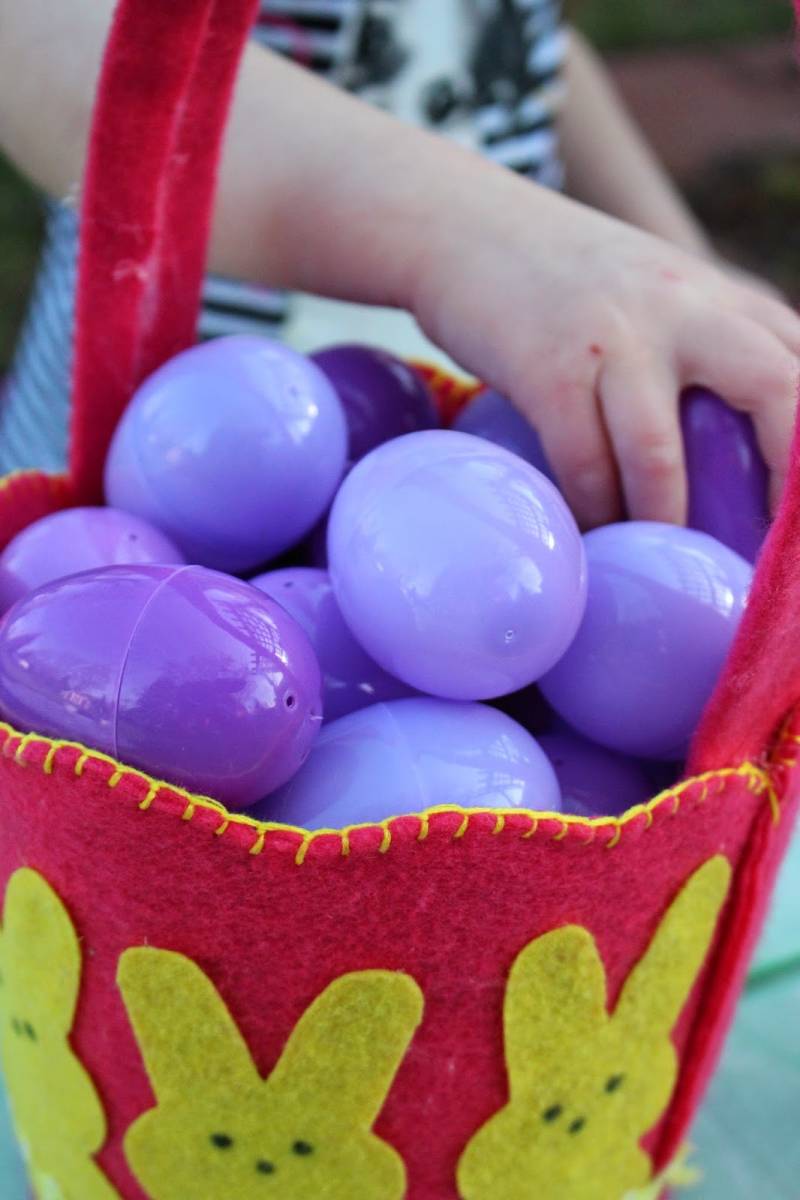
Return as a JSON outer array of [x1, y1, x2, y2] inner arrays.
[[690, 394, 800, 774], [0, 473, 72, 547], [0, 721, 796, 1198]]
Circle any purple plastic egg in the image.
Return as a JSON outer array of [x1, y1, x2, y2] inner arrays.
[[253, 697, 561, 829], [104, 335, 347, 572], [681, 387, 769, 563], [312, 343, 438, 463], [0, 564, 322, 808], [0, 506, 185, 614], [250, 566, 416, 721], [327, 430, 587, 700], [453, 389, 555, 481], [539, 522, 752, 759], [537, 732, 651, 819]]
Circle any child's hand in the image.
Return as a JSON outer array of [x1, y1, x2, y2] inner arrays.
[[3, 10, 796, 533], [413, 169, 800, 529]]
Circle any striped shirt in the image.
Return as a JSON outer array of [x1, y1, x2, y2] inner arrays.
[[0, 0, 565, 474]]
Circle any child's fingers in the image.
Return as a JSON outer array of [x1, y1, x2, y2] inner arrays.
[[733, 288, 800, 356], [534, 382, 621, 529], [678, 314, 798, 512], [599, 352, 686, 525]]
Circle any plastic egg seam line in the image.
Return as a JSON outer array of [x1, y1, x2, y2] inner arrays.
[[0, 717, 787, 860], [111, 565, 193, 761]]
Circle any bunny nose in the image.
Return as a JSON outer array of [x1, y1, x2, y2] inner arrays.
[[256, 1159, 276, 1176]]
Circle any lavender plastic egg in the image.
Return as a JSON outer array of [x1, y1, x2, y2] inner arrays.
[[327, 430, 587, 700], [0, 506, 185, 614], [312, 343, 438, 463], [539, 522, 752, 759], [104, 335, 347, 572], [681, 387, 769, 563], [250, 566, 416, 721], [453, 389, 555, 481], [0, 564, 322, 808], [253, 697, 561, 829], [537, 732, 651, 819]]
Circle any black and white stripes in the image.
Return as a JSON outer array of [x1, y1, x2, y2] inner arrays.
[[251, 0, 366, 77], [469, 0, 566, 184]]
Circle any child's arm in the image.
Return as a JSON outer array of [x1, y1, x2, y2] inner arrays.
[[560, 28, 712, 257], [1, 0, 798, 530]]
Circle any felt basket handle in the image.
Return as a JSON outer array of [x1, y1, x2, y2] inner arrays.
[[689, 415, 800, 774], [66, 0, 800, 775], [68, 0, 259, 501]]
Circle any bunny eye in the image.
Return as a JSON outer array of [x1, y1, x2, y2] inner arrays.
[[210, 1133, 234, 1150], [292, 1140, 314, 1156], [23, 1022, 36, 1041], [605, 1073, 625, 1093], [542, 1104, 563, 1123]]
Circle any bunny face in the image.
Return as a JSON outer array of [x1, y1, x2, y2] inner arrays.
[[118, 949, 423, 1200], [0, 868, 118, 1200], [458, 857, 732, 1200], [124, 1081, 404, 1200]]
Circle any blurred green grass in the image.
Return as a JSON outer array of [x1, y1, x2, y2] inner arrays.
[[575, 0, 792, 52], [0, 156, 42, 372]]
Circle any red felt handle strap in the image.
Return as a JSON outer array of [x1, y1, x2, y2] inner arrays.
[[68, 0, 259, 502], [690, 400, 800, 773]]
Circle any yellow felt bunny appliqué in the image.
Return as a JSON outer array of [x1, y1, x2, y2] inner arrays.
[[458, 856, 732, 1200], [118, 948, 423, 1200], [0, 868, 118, 1200]]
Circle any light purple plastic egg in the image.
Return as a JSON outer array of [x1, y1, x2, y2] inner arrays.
[[539, 522, 752, 759], [681, 387, 769, 563], [453, 389, 555, 481], [0, 564, 322, 808], [327, 430, 587, 700], [253, 697, 561, 829], [312, 343, 438, 463], [250, 566, 416, 721], [104, 335, 347, 572], [0, 506, 185, 614], [537, 732, 651, 819]]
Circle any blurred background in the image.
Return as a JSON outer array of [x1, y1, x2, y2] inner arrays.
[[0, 0, 798, 371]]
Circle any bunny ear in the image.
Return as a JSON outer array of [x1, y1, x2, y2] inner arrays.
[[504, 926, 608, 1095], [118, 948, 260, 1105], [614, 857, 732, 1037], [268, 970, 423, 1129], [1, 868, 82, 1034]]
